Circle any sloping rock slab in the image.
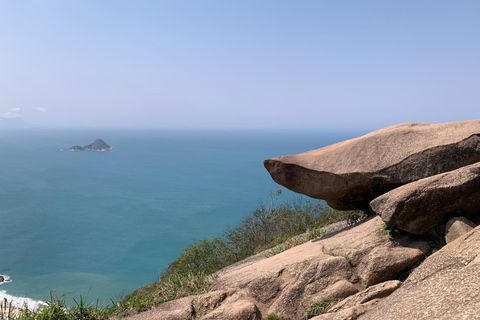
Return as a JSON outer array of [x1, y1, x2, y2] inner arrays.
[[328, 280, 401, 313], [122, 296, 194, 320], [210, 217, 426, 319], [359, 225, 480, 320], [311, 299, 379, 320], [264, 120, 480, 210], [371, 162, 480, 234], [200, 299, 261, 320]]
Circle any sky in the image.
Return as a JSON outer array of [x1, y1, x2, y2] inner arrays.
[[1, 1, 479, 130]]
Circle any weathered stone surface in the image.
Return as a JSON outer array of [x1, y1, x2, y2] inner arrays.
[[122, 296, 194, 320], [123, 218, 429, 320], [267, 256, 354, 319], [359, 225, 480, 320], [371, 162, 480, 234], [320, 216, 427, 266], [357, 247, 423, 286], [247, 276, 282, 304], [209, 216, 427, 320], [311, 299, 380, 320], [306, 279, 359, 304], [445, 216, 476, 244], [200, 299, 261, 320], [264, 120, 480, 210], [328, 280, 401, 313], [195, 290, 231, 311]]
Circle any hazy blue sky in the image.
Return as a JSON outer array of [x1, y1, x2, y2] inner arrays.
[[1, 1, 479, 129]]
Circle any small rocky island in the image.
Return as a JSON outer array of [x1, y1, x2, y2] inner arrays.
[[69, 139, 114, 152]]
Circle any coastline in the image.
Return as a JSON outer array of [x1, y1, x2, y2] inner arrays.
[[0, 275, 44, 311], [0, 290, 45, 310]]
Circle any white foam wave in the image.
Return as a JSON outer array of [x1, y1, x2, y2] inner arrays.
[[0, 290, 45, 310], [0, 274, 12, 284]]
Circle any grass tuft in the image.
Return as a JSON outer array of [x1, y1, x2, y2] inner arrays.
[[305, 301, 331, 319]]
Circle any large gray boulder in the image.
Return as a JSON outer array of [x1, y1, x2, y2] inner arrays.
[[358, 224, 480, 320], [264, 120, 480, 210], [370, 162, 480, 234]]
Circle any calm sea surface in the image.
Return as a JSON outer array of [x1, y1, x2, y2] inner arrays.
[[0, 128, 364, 306]]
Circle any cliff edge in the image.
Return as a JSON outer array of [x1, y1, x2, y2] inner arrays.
[[122, 120, 480, 320]]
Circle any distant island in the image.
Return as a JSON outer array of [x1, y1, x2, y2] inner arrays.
[[69, 139, 114, 152]]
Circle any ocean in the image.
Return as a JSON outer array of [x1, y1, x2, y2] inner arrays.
[[0, 128, 364, 307]]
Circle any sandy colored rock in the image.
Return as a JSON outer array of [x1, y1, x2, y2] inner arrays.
[[445, 216, 476, 244], [195, 290, 231, 311], [307, 279, 359, 303], [357, 247, 424, 286], [122, 296, 194, 320], [267, 256, 354, 319], [247, 276, 282, 304], [264, 120, 480, 210], [329, 280, 402, 313], [320, 216, 427, 266], [209, 216, 427, 319], [359, 225, 480, 320], [371, 161, 480, 234], [200, 299, 261, 320], [311, 300, 380, 320]]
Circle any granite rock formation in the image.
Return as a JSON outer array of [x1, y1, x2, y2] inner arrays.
[[264, 120, 480, 210], [358, 224, 480, 320], [445, 216, 476, 244], [370, 162, 480, 234], [123, 217, 427, 320]]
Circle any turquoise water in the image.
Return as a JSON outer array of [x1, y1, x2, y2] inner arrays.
[[0, 128, 363, 306]]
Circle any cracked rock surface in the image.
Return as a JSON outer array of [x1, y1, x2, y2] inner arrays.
[[359, 225, 480, 320]]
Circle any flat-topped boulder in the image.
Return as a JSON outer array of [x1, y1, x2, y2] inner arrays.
[[264, 120, 480, 210], [370, 162, 480, 234], [69, 139, 114, 151]]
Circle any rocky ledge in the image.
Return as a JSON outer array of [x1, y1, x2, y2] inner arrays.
[[125, 120, 480, 320], [264, 120, 480, 211], [69, 139, 114, 151]]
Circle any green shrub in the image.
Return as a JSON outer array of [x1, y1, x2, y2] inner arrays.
[[305, 301, 331, 318], [381, 223, 400, 238], [165, 237, 233, 276]]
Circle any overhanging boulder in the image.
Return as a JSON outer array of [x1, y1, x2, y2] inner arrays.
[[264, 120, 480, 210]]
